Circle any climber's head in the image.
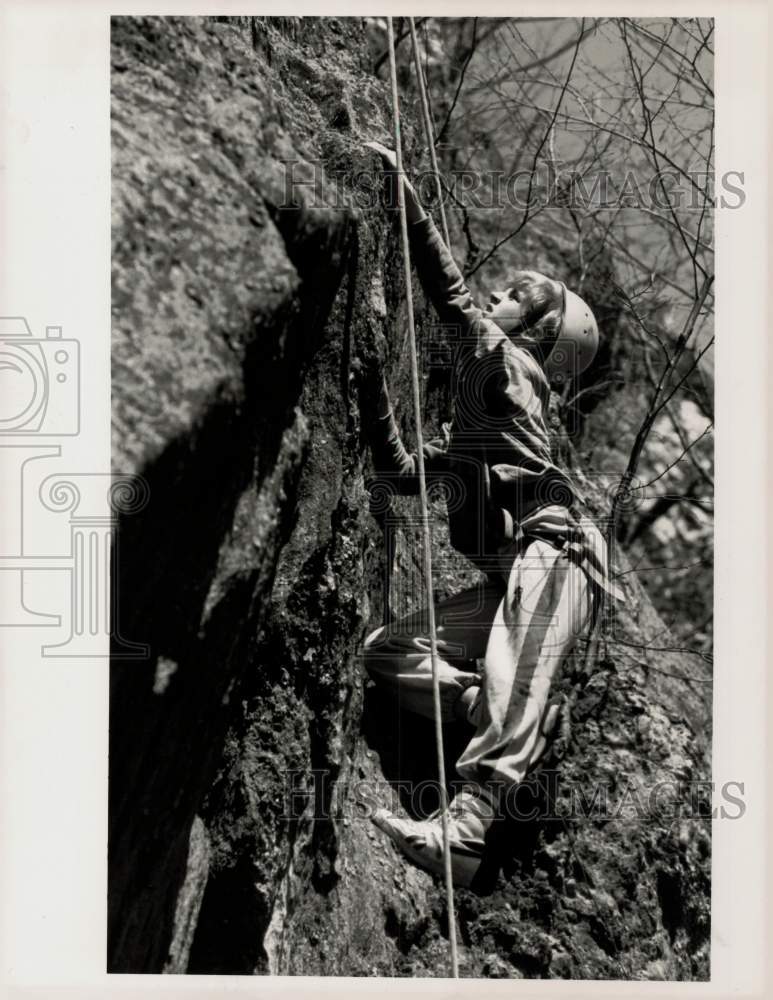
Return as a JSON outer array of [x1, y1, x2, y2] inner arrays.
[[484, 271, 599, 385], [484, 270, 561, 337]]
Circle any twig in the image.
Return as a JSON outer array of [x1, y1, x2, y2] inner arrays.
[[435, 18, 479, 146]]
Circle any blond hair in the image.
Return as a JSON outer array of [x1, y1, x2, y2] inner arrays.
[[509, 270, 564, 345]]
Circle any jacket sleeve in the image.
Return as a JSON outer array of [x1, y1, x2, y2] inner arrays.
[[407, 215, 483, 336], [367, 406, 450, 497]]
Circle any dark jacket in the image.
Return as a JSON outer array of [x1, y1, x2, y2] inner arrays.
[[369, 213, 576, 573]]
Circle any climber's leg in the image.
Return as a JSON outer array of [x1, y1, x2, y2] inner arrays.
[[361, 578, 504, 722], [454, 539, 593, 798]]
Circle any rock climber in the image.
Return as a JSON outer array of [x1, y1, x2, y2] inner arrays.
[[359, 140, 623, 890]]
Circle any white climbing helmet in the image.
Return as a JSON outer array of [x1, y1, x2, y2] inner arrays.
[[543, 283, 599, 383]]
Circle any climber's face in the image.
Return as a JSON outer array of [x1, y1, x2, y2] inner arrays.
[[483, 287, 526, 334]]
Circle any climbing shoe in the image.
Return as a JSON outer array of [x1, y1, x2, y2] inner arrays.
[[370, 789, 495, 888]]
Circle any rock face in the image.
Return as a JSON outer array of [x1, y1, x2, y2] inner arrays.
[[110, 16, 711, 978]]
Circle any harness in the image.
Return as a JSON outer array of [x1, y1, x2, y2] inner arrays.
[[500, 504, 625, 624]]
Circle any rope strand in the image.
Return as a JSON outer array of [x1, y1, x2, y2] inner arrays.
[[386, 16, 459, 980], [408, 17, 451, 249]]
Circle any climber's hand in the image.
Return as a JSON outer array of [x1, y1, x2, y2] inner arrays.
[[365, 141, 425, 222], [364, 140, 398, 172], [366, 141, 399, 212]]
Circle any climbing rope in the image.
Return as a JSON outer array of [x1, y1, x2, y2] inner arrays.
[[386, 16, 459, 980], [408, 17, 451, 249]]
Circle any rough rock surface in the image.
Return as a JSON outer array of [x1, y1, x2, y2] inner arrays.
[[110, 16, 711, 978]]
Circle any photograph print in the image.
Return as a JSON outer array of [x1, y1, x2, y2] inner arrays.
[[109, 14, 717, 979]]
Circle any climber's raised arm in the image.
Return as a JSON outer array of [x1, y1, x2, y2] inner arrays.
[[366, 141, 482, 336], [407, 213, 482, 337], [365, 140, 427, 224]]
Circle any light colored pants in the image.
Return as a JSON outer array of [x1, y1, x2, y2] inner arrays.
[[361, 537, 593, 792]]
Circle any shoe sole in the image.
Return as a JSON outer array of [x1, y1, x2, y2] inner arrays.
[[371, 810, 483, 888]]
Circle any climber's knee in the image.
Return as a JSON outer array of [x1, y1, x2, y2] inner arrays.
[[361, 624, 398, 684], [361, 623, 424, 691], [363, 623, 418, 659], [362, 625, 391, 677], [363, 624, 386, 649]]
